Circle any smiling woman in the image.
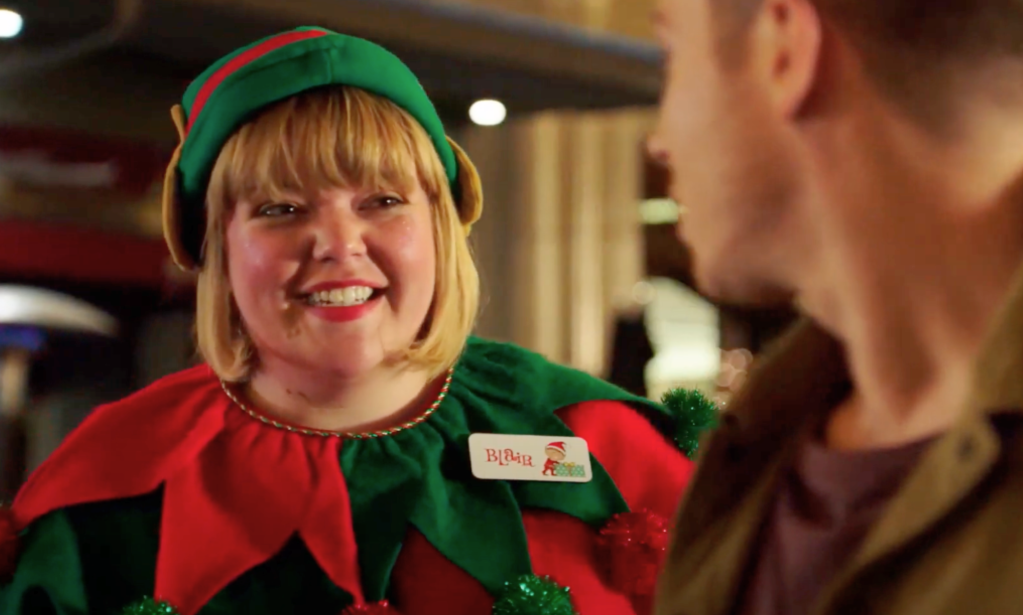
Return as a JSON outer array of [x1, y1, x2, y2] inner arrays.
[[199, 88, 472, 392], [0, 26, 706, 615]]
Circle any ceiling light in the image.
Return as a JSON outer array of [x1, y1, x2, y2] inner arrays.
[[0, 9, 23, 39], [469, 99, 507, 127]]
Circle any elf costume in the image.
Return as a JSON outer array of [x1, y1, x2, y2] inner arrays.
[[0, 27, 716, 615]]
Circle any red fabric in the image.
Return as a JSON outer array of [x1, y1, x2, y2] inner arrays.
[[525, 511, 636, 614], [12, 376, 692, 615], [556, 400, 694, 517], [186, 29, 328, 134], [598, 511, 671, 598], [390, 530, 495, 614], [13, 367, 224, 526], [389, 514, 666, 615], [12, 365, 363, 615], [542, 400, 695, 614], [389, 400, 694, 615]]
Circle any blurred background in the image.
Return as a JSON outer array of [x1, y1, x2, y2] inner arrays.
[[0, 0, 798, 497]]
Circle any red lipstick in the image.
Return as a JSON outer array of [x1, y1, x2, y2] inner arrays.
[[302, 279, 384, 323]]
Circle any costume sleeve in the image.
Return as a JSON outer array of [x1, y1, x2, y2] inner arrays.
[[556, 399, 696, 517], [1, 511, 89, 615], [553, 399, 695, 615]]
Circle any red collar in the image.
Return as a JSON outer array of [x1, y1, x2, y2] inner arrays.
[[14, 365, 364, 615]]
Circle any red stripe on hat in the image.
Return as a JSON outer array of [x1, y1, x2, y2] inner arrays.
[[186, 29, 329, 135]]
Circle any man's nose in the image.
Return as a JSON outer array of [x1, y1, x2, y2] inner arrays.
[[645, 132, 670, 169]]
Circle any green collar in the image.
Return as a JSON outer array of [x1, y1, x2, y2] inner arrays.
[[340, 337, 667, 600]]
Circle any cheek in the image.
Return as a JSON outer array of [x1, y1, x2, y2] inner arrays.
[[385, 211, 437, 278], [662, 76, 714, 157], [225, 221, 297, 305]]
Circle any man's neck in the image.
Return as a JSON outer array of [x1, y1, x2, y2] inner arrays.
[[246, 357, 436, 433], [801, 106, 1023, 450]]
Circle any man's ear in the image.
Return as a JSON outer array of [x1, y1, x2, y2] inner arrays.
[[751, 0, 823, 118]]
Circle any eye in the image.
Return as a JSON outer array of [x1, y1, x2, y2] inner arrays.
[[257, 203, 301, 218], [362, 194, 406, 210]]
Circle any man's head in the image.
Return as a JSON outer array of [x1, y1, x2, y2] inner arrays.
[[649, 0, 1023, 305]]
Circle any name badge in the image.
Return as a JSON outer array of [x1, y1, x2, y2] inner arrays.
[[468, 434, 592, 483]]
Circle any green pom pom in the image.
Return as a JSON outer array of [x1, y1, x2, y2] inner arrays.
[[492, 574, 578, 615], [661, 388, 719, 459], [120, 598, 179, 615]]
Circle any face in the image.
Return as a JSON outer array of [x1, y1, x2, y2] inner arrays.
[[650, 0, 803, 304], [225, 175, 436, 379], [547, 449, 566, 461]]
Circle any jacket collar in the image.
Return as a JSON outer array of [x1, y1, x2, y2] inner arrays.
[[662, 261, 1023, 615], [722, 319, 848, 448], [727, 258, 1023, 441], [965, 258, 1023, 415]]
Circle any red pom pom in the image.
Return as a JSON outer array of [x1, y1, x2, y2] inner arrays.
[[597, 510, 669, 597], [340, 600, 402, 615], [0, 505, 18, 580]]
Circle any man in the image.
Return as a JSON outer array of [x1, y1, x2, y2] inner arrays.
[[648, 0, 1023, 614]]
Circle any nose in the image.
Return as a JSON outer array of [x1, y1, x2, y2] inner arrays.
[[645, 131, 670, 169], [311, 207, 367, 263]]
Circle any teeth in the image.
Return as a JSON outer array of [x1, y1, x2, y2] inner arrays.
[[307, 286, 374, 307]]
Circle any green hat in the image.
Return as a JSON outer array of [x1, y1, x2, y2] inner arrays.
[[162, 26, 483, 271]]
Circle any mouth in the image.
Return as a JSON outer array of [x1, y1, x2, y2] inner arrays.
[[303, 286, 385, 308]]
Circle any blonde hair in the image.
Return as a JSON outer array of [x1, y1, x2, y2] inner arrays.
[[196, 86, 479, 382]]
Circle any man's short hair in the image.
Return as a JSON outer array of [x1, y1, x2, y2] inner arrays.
[[713, 0, 1023, 125]]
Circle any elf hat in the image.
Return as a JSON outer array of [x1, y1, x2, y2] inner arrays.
[[546, 442, 566, 454], [162, 26, 484, 272]]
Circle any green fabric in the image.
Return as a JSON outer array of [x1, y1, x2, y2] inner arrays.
[[0, 337, 672, 613], [341, 337, 657, 600], [660, 388, 720, 460], [176, 26, 457, 262], [201, 536, 352, 615], [1, 491, 352, 615], [0, 510, 88, 615], [66, 493, 161, 614]]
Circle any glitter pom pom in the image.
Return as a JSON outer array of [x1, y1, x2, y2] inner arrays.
[[598, 510, 670, 596], [0, 505, 18, 581], [492, 574, 577, 615], [341, 600, 402, 614], [119, 598, 179, 615], [661, 388, 719, 459]]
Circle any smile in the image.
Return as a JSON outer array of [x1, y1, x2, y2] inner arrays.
[[305, 286, 376, 307], [301, 284, 385, 323]]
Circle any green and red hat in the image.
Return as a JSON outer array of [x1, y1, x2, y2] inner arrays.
[[162, 26, 483, 271]]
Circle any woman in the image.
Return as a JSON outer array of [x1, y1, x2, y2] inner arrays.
[[0, 27, 706, 615]]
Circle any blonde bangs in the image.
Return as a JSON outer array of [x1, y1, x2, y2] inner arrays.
[[197, 86, 479, 383], [210, 87, 447, 210]]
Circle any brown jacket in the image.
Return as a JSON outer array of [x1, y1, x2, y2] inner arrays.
[[655, 270, 1023, 615]]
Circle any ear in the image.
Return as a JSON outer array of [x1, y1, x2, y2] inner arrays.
[[753, 0, 823, 119], [447, 137, 483, 234], [162, 104, 199, 272]]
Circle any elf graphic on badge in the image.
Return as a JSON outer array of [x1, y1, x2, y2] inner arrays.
[[0, 26, 719, 615], [544, 441, 567, 475], [544, 441, 586, 478]]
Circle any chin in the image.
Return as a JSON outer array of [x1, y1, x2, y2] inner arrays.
[[290, 339, 385, 379], [309, 356, 383, 380], [693, 258, 793, 308]]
